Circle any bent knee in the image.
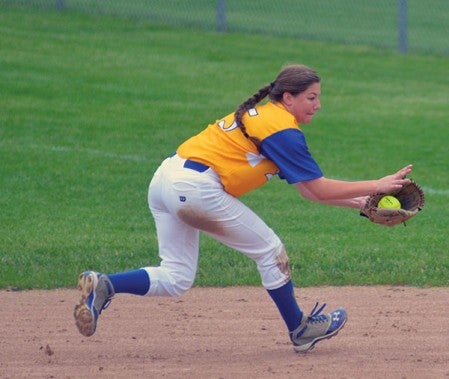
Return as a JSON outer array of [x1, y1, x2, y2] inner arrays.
[[169, 276, 194, 296], [275, 244, 291, 279], [257, 244, 292, 289], [144, 267, 195, 296]]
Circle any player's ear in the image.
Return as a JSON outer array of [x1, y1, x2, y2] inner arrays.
[[282, 92, 294, 106]]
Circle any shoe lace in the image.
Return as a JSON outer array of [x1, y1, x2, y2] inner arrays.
[[291, 302, 328, 340], [100, 299, 112, 313], [98, 277, 114, 314], [307, 302, 327, 324]]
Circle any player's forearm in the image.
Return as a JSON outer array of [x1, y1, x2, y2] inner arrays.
[[295, 182, 368, 208], [295, 177, 379, 201], [316, 197, 368, 209]]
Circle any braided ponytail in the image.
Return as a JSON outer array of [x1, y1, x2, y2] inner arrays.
[[234, 84, 272, 150]]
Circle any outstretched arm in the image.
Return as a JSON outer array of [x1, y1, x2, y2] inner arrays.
[[295, 164, 412, 208], [296, 184, 368, 209]]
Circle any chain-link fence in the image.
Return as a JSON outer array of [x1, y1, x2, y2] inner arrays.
[[4, 0, 449, 55]]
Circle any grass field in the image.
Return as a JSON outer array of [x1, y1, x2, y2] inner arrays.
[[1, 5, 448, 290]]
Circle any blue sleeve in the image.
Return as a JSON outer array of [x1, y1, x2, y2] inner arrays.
[[260, 128, 323, 184]]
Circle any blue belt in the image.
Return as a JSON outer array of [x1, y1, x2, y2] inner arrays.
[[183, 159, 209, 173]]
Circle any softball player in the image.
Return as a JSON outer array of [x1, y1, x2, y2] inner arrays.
[[74, 64, 412, 352]]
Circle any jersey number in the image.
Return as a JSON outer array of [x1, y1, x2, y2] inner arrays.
[[217, 119, 238, 132]]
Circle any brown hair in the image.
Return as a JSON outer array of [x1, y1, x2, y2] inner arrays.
[[234, 64, 320, 150]]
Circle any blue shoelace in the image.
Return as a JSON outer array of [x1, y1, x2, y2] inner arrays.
[[307, 302, 328, 324]]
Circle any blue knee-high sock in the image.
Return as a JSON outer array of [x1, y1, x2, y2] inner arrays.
[[267, 280, 303, 332], [108, 269, 150, 296]]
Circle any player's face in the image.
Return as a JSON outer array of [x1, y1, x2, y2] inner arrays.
[[284, 82, 321, 124]]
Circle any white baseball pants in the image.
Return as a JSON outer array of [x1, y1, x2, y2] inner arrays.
[[144, 154, 290, 296]]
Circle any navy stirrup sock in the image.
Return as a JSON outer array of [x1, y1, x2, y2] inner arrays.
[[108, 269, 150, 296], [267, 280, 303, 332]]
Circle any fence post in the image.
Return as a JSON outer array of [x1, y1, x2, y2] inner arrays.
[[398, 0, 408, 54], [56, 0, 65, 11], [216, 0, 227, 33]]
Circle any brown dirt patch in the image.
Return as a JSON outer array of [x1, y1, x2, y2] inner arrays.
[[1, 286, 448, 378]]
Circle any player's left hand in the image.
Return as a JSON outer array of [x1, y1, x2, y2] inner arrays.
[[360, 180, 425, 227], [375, 164, 413, 194]]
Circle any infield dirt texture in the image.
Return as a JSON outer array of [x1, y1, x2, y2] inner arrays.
[[1, 286, 448, 378]]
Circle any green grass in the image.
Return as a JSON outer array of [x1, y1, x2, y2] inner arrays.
[[1, 6, 448, 290]]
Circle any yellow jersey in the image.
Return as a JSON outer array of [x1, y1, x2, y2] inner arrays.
[[177, 101, 322, 197]]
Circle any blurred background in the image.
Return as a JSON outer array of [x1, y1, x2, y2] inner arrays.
[[5, 0, 449, 55]]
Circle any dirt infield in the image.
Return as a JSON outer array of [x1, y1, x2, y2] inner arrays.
[[1, 286, 448, 378]]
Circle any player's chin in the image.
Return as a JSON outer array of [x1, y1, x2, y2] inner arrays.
[[300, 114, 315, 124]]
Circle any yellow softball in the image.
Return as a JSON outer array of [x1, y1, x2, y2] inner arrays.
[[377, 195, 401, 209]]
